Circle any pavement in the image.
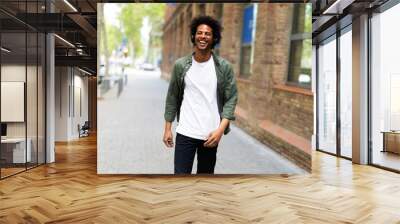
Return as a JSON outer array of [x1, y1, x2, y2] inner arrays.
[[98, 68, 306, 174]]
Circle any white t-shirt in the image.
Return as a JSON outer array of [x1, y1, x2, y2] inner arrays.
[[176, 56, 220, 140]]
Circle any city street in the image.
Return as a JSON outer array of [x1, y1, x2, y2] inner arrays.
[[98, 68, 305, 174]]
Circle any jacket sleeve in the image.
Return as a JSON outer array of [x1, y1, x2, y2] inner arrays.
[[221, 63, 238, 121], [164, 63, 180, 122]]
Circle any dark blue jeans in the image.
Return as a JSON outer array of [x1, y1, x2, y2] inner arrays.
[[174, 133, 218, 174]]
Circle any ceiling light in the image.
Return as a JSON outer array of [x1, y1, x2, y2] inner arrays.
[[78, 67, 92, 76], [322, 0, 354, 15], [1, 47, 11, 53], [63, 0, 78, 12], [323, 0, 341, 14], [54, 34, 75, 48]]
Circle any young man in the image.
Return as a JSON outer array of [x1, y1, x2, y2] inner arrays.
[[163, 16, 238, 174]]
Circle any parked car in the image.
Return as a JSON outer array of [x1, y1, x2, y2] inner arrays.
[[140, 63, 156, 71]]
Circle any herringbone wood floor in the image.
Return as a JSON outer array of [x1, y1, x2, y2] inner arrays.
[[0, 135, 400, 223]]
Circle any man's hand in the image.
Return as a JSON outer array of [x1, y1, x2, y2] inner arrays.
[[204, 118, 230, 148], [204, 128, 224, 148], [163, 122, 174, 148], [163, 129, 174, 148]]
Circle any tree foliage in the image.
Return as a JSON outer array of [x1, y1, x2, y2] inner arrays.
[[118, 3, 166, 57], [304, 4, 312, 33], [106, 24, 123, 54]]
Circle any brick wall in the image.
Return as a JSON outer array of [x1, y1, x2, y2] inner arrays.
[[161, 3, 313, 171]]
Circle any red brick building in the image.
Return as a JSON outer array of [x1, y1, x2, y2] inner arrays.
[[161, 3, 313, 171]]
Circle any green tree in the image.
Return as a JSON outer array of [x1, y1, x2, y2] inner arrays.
[[98, 3, 110, 77], [106, 24, 123, 54], [118, 3, 166, 59], [304, 3, 312, 33]]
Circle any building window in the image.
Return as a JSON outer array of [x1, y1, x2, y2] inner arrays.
[[240, 4, 257, 78], [317, 35, 337, 155], [339, 27, 352, 159], [0, 2, 46, 179], [287, 4, 312, 88], [371, 3, 400, 171], [214, 3, 223, 20]]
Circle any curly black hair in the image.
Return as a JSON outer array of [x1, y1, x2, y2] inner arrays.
[[190, 15, 222, 49]]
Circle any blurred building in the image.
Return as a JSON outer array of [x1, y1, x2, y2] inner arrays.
[[161, 3, 312, 171]]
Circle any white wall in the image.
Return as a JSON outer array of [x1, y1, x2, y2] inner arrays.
[[55, 66, 69, 141], [55, 67, 89, 141], [1, 65, 26, 136], [1, 63, 46, 164], [1, 65, 38, 137], [73, 70, 89, 139]]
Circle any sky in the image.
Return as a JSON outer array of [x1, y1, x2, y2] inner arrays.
[[104, 3, 121, 28]]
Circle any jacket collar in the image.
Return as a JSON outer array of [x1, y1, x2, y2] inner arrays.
[[184, 51, 221, 67], [182, 51, 223, 87]]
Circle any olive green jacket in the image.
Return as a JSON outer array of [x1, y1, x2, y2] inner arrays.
[[164, 52, 238, 134]]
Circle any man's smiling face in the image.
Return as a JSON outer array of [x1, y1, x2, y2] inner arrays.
[[195, 24, 213, 51]]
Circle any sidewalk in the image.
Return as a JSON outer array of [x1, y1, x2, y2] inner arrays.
[[98, 68, 305, 174]]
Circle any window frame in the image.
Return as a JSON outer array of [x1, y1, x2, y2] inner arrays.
[[286, 4, 312, 89], [239, 3, 257, 79]]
